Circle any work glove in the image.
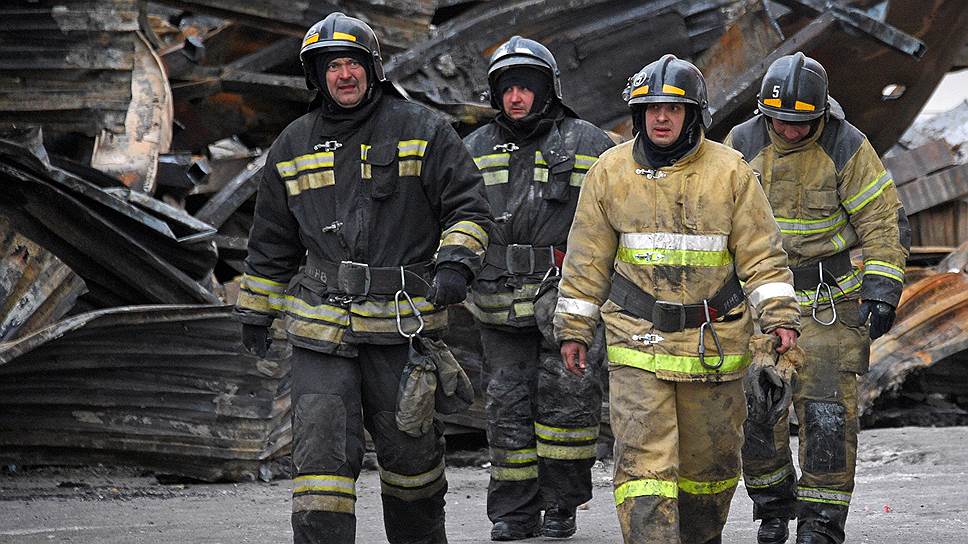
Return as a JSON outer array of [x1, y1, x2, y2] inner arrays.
[[428, 263, 469, 307], [241, 324, 271, 358], [859, 300, 896, 340], [745, 334, 802, 426], [421, 337, 474, 415], [396, 342, 438, 437]]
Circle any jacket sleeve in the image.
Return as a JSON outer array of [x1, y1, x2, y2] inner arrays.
[[728, 161, 800, 333], [423, 120, 492, 277], [839, 138, 909, 307], [553, 158, 618, 346], [235, 144, 304, 326]]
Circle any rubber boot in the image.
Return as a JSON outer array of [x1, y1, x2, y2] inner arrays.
[[758, 517, 790, 544], [541, 506, 577, 538], [491, 515, 542, 541]]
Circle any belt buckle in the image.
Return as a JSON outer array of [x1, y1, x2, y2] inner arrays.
[[652, 300, 686, 332], [505, 244, 535, 275], [337, 261, 371, 296]]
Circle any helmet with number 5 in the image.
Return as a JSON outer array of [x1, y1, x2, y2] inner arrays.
[[757, 52, 828, 122]]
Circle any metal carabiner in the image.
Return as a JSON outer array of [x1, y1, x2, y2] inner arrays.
[[394, 267, 425, 342], [698, 299, 725, 370], [811, 261, 838, 326]]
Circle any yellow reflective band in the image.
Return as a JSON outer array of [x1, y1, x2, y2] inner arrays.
[[473, 153, 510, 169], [678, 475, 739, 495], [843, 170, 892, 214], [491, 465, 539, 481], [286, 171, 335, 195], [762, 98, 782, 108], [775, 211, 848, 235], [534, 151, 547, 166], [399, 160, 421, 177], [631, 85, 649, 97], [442, 220, 489, 248], [534, 422, 599, 442], [534, 167, 549, 183], [491, 447, 538, 465], [285, 296, 351, 326], [292, 494, 355, 514], [332, 32, 357, 42], [380, 461, 444, 488], [864, 260, 904, 282], [569, 172, 585, 187], [287, 316, 345, 344], [662, 84, 686, 96], [536, 442, 597, 460], [293, 474, 356, 496], [398, 139, 428, 158], [607, 346, 750, 375], [351, 297, 433, 318], [483, 170, 509, 185], [794, 101, 815, 111], [237, 290, 274, 313], [360, 144, 371, 160], [614, 479, 678, 505], [797, 486, 851, 506], [574, 154, 598, 171], [745, 464, 794, 489], [276, 152, 335, 177], [512, 301, 535, 317], [303, 33, 319, 46], [832, 232, 846, 251], [616, 246, 733, 267], [240, 274, 286, 295]]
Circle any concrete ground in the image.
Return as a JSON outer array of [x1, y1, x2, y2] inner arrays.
[[1, 426, 966, 543]]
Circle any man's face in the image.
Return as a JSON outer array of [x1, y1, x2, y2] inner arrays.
[[644, 103, 686, 147], [325, 57, 368, 108], [502, 85, 536, 120], [770, 118, 812, 144]]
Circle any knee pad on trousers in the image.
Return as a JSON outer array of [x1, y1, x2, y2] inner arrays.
[[293, 393, 349, 473], [485, 369, 534, 447], [536, 352, 602, 427], [802, 401, 846, 473]]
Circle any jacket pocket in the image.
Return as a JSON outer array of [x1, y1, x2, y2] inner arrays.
[[804, 189, 840, 213], [366, 142, 398, 200]]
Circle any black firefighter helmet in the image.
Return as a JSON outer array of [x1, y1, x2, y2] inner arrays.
[[299, 12, 386, 92], [623, 54, 712, 128], [486, 36, 562, 111], [758, 52, 829, 122]]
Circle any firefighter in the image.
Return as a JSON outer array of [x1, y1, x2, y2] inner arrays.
[[463, 36, 614, 541], [554, 55, 801, 544], [725, 53, 909, 544], [235, 13, 491, 544]]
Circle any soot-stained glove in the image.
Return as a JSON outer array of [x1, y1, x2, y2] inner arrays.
[[241, 324, 272, 357], [859, 300, 896, 340], [428, 264, 470, 306]]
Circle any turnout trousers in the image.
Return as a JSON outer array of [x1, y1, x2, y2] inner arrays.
[[480, 326, 603, 525], [610, 365, 746, 544], [290, 344, 448, 544], [742, 299, 869, 543]]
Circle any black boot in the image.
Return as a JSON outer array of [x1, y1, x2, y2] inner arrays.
[[542, 507, 577, 539], [795, 531, 836, 544], [491, 516, 541, 541], [758, 518, 790, 544]]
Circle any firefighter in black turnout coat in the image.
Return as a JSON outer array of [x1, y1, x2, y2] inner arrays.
[[235, 12, 491, 544], [463, 36, 614, 541]]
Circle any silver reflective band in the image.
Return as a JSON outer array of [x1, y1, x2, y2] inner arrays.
[[748, 282, 796, 307], [620, 232, 728, 251], [556, 297, 600, 319]]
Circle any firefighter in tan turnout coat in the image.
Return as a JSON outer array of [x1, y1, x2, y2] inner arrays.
[[725, 53, 909, 544], [554, 55, 801, 544]]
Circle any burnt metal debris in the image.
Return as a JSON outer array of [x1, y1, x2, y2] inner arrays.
[[2, 0, 968, 480]]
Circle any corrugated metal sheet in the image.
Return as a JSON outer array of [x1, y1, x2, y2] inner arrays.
[[0, 304, 290, 482]]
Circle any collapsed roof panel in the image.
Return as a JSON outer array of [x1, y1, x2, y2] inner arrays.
[[0, 133, 219, 307], [0, 304, 290, 482]]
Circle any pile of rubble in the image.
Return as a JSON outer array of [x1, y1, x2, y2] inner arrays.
[[2, 0, 967, 480]]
